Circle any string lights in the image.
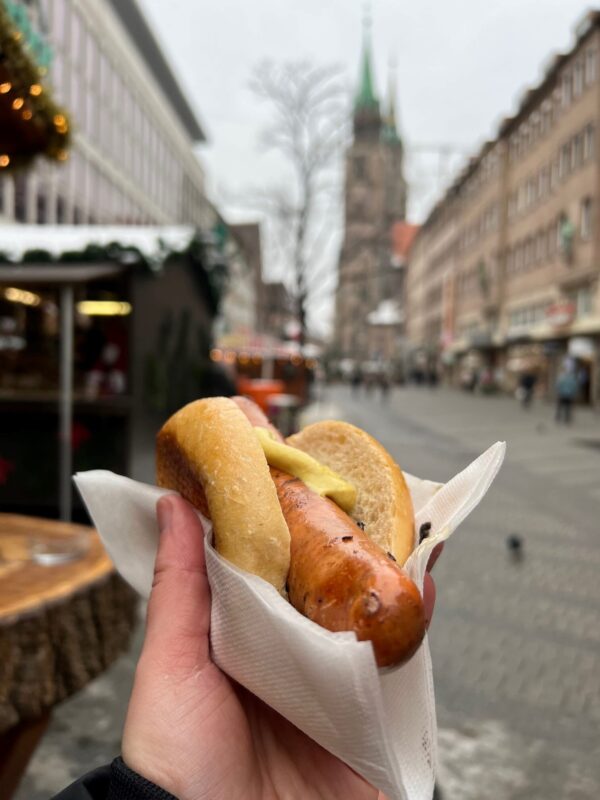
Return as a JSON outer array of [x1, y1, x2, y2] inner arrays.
[[0, 1, 71, 169]]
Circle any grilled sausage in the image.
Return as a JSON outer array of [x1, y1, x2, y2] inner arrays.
[[232, 397, 426, 667]]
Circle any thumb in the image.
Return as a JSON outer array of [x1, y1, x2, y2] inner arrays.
[[141, 494, 211, 673]]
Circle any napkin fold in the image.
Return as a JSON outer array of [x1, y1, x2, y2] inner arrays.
[[75, 440, 505, 800]]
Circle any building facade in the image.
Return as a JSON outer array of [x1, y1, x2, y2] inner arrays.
[[0, 0, 211, 229], [406, 10, 600, 403], [334, 26, 408, 363]]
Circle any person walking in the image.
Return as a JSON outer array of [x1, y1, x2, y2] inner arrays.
[[519, 372, 537, 409], [555, 366, 578, 424]]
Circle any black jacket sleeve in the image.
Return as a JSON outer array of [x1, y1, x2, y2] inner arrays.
[[51, 757, 177, 800]]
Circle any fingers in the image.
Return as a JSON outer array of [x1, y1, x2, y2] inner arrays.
[[422, 573, 436, 629], [427, 542, 444, 572], [141, 495, 211, 673]]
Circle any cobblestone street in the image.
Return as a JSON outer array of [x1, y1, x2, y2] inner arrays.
[[329, 385, 600, 799], [16, 386, 600, 799]]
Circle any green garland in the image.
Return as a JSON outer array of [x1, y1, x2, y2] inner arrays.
[[0, 236, 229, 315], [0, 0, 70, 170]]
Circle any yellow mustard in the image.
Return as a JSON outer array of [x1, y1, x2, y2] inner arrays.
[[254, 427, 357, 513]]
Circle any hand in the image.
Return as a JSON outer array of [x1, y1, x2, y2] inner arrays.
[[122, 495, 438, 800]]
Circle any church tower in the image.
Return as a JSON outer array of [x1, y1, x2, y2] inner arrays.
[[334, 17, 408, 359]]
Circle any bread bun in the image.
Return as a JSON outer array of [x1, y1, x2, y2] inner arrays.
[[287, 421, 415, 565], [156, 397, 290, 593]]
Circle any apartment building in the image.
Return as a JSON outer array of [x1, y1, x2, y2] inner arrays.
[[406, 10, 600, 402]]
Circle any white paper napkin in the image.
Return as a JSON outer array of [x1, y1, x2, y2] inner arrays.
[[74, 441, 505, 800]]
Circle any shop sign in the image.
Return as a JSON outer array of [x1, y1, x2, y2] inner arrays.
[[568, 337, 595, 359], [546, 302, 575, 328]]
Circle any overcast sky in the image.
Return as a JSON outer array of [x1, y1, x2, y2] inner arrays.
[[139, 0, 594, 333]]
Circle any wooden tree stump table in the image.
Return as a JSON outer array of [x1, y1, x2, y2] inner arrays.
[[0, 513, 138, 800]]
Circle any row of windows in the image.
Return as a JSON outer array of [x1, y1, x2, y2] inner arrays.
[[0, 147, 203, 226], [507, 124, 595, 219], [458, 147, 502, 201], [508, 46, 598, 165], [506, 199, 592, 276], [36, 0, 204, 225], [508, 303, 548, 330], [507, 286, 594, 330], [456, 264, 490, 297], [457, 202, 500, 252], [561, 47, 598, 108]]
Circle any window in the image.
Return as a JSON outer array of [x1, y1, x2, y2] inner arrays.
[[541, 99, 553, 134], [71, 8, 83, 65], [548, 225, 556, 256], [52, 0, 67, 45], [536, 230, 546, 261], [527, 177, 536, 206], [569, 138, 577, 171], [526, 236, 535, 266], [569, 286, 594, 318], [515, 243, 523, 271], [557, 213, 567, 248], [538, 166, 549, 198], [585, 48, 597, 84], [550, 159, 559, 189], [581, 197, 592, 240], [506, 248, 514, 274], [574, 58, 584, 97], [14, 174, 27, 222], [559, 144, 569, 178], [85, 30, 98, 84], [561, 71, 572, 107], [573, 132, 584, 169], [583, 124, 595, 160]]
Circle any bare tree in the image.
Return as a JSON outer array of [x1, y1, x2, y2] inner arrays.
[[250, 61, 350, 343]]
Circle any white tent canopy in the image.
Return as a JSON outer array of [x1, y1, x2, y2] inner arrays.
[[367, 300, 404, 326], [0, 225, 198, 268]]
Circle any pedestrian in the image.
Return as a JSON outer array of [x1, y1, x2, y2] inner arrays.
[[555, 366, 578, 424], [519, 372, 537, 409], [378, 371, 390, 401], [52, 495, 440, 799], [351, 365, 363, 396]]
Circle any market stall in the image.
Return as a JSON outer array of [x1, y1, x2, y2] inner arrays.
[[0, 226, 226, 519]]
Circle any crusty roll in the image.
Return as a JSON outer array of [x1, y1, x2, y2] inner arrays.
[[287, 421, 415, 565], [156, 397, 291, 593]]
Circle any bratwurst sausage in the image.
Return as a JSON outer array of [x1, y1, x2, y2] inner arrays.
[[233, 397, 426, 667]]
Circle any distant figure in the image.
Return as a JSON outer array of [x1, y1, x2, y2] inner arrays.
[[519, 372, 537, 409], [378, 372, 390, 401], [555, 367, 578, 424], [364, 374, 375, 395], [351, 366, 363, 396]]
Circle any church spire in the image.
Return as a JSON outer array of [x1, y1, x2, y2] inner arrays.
[[382, 60, 402, 145], [354, 8, 381, 130]]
